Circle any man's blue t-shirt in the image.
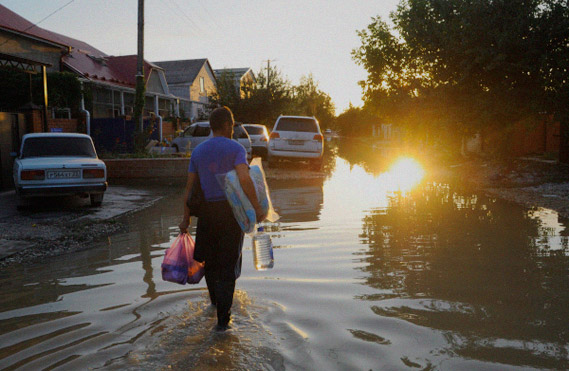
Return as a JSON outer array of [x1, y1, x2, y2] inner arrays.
[[189, 137, 247, 201]]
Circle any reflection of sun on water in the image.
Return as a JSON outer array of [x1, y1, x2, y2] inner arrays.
[[382, 157, 425, 193]]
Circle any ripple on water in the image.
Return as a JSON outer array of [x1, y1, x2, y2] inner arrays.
[[104, 290, 287, 371]]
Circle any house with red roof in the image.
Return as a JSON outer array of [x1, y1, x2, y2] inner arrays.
[[0, 4, 198, 132]]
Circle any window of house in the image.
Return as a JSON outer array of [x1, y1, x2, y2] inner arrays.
[[200, 77, 205, 93]]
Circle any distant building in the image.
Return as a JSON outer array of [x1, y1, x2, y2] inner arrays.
[[154, 59, 217, 121], [214, 68, 256, 98]]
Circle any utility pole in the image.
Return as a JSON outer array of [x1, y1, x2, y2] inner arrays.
[[266, 59, 270, 89], [135, 0, 145, 133], [264, 59, 276, 94]]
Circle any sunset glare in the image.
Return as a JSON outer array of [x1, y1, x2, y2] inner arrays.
[[384, 157, 425, 193]]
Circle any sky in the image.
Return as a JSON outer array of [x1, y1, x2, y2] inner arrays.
[[1, 0, 400, 114]]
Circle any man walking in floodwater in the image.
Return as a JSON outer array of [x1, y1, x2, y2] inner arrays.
[[179, 106, 266, 331]]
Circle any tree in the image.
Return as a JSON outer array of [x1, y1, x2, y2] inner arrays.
[[353, 0, 569, 155], [293, 74, 336, 129], [210, 66, 336, 129], [335, 104, 379, 137]]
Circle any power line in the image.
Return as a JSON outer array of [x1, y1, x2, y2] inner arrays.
[[24, 0, 76, 32], [195, 0, 224, 36], [0, 0, 76, 48], [167, 0, 204, 34]]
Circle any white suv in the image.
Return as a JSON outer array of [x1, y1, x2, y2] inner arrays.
[[267, 115, 323, 168]]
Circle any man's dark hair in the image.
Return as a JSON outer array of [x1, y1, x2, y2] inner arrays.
[[209, 106, 234, 132]]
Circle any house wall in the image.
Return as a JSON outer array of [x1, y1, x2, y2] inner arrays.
[[169, 84, 190, 100], [147, 70, 166, 95], [0, 30, 64, 72], [190, 65, 216, 103], [240, 71, 255, 98]]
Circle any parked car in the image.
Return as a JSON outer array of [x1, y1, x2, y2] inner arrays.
[[171, 121, 211, 153], [267, 115, 324, 169], [243, 123, 269, 158], [13, 133, 107, 206], [233, 123, 253, 160], [171, 121, 252, 159]]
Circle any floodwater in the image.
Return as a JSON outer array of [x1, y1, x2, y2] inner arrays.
[[1, 140, 568, 370]]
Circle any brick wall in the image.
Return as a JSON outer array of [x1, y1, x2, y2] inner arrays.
[[103, 158, 190, 178], [47, 118, 78, 132], [162, 120, 177, 139]]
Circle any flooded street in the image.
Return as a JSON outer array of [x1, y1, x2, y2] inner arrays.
[[1, 140, 568, 370]]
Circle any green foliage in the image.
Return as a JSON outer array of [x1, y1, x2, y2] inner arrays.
[[352, 0, 569, 155], [210, 66, 336, 129], [0, 67, 82, 111], [335, 104, 379, 137], [293, 74, 335, 129], [45, 72, 82, 110]]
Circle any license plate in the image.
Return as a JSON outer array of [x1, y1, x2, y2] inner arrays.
[[47, 170, 80, 179], [288, 140, 304, 145]]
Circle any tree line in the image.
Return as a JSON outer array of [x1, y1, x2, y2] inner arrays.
[[209, 65, 335, 130], [346, 0, 568, 156]]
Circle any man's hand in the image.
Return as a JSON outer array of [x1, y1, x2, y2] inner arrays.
[[255, 206, 267, 223], [179, 218, 190, 234]]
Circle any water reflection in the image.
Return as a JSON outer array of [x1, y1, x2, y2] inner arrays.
[[269, 178, 324, 223], [357, 180, 569, 368]]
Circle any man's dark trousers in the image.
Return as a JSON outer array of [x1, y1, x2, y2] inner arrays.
[[194, 200, 244, 327]]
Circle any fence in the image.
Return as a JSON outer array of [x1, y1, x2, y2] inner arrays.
[[90, 118, 159, 153]]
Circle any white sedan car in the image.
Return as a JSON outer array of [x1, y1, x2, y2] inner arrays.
[[13, 133, 107, 206], [171, 121, 252, 159]]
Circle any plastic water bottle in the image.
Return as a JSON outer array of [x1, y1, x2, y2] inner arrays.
[[252, 227, 274, 270]]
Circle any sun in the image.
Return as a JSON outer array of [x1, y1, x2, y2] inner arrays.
[[385, 157, 425, 192]]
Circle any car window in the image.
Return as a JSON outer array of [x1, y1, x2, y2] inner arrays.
[[184, 126, 196, 137], [244, 125, 264, 135], [275, 118, 318, 133], [193, 125, 211, 137], [22, 137, 97, 158], [233, 125, 250, 139]]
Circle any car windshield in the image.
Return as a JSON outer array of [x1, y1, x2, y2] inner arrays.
[[244, 125, 264, 135], [22, 137, 97, 158], [276, 118, 318, 132]]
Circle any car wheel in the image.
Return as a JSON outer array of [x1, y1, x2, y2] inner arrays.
[[90, 193, 104, 207], [173, 144, 179, 153]]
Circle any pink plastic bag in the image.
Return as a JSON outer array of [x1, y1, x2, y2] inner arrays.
[[161, 233, 204, 285]]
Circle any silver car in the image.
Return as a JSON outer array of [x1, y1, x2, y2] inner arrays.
[[13, 133, 107, 206], [171, 121, 252, 159], [243, 123, 269, 158]]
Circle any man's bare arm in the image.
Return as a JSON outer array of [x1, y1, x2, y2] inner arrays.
[[179, 172, 196, 233], [235, 163, 267, 222]]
